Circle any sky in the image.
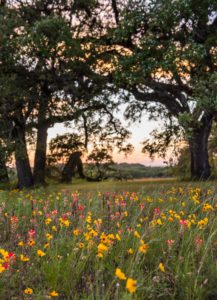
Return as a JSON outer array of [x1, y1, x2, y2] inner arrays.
[[48, 112, 165, 166]]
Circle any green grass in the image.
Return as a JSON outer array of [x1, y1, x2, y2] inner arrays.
[[45, 177, 217, 194], [0, 181, 217, 299]]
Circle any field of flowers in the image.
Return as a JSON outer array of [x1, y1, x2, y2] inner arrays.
[[0, 184, 217, 299]]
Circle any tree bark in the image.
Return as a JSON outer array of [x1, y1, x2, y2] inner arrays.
[[77, 157, 86, 179], [33, 123, 48, 185], [0, 155, 9, 183], [188, 114, 212, 180], [61, 151, 84, 183], [33, 85, 49, 185], [14, 121, 34, 189]]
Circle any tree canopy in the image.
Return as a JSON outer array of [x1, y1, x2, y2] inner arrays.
[[0, 0, 217, 187]]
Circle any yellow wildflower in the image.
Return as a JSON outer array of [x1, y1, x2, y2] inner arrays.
[[156, 218, 163, 225], [139, 243, 149, 254], [37, 250, 46, 257], [126, 278, 137, 293], [108, 234, 115, 240], [24, 288, 33, 295], [59, 218, 70, 227], [202, 204, 214, 212], [28, 239, 35, 247], [115, 268, 127, 280], [0, 264, 5, 273], [79, 243, 84, 249], [97, 253, 103, 258], [18, 241, 25, 247], [134, 231, 140, 238], [198, 217, 208, 229], [159, 262, 165, 273], [127, 248, 134, 254], [116, 233, 121, 241], [52, 226, 57, 232], [73, 229, 80, 236], [0, 249, 8, 259], [46, 233, 53, 241], [86, 215, 92, 224], [49, 290, 59, 297], [45, 218, 52, 225], [98, 243, 108, 253], [20, 254, 29, 262]]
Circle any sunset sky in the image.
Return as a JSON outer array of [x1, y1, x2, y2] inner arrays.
[[48, 112, 165, 166]]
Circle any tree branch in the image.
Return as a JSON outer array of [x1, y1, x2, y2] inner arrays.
[[131, 87, 185, 116], [111, 0, 119, 25]]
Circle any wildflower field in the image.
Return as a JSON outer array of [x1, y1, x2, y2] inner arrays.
[[0, 182, 217, 299]]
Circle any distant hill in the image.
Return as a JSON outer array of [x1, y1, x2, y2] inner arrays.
[[111, 163, 171, 179], [45, 162, 172, 180]]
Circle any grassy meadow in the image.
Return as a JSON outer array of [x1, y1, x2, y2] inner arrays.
[[0, 180, 217, 299]]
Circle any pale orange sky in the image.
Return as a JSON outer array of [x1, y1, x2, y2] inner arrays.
[[48, 113, 165, 166]]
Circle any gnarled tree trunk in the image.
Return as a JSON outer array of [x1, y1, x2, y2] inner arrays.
[[61, 151, 84, 183], [14, 120, 34, 189], [188, 114, 213, 180], [33, 86, 49, 185], [0, 155, 9, 183], [33, 123, 48, 185]]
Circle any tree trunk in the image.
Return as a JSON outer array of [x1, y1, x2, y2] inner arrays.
[[14, 121, 34, 189], [33, 86, 49, 185], [33, 124, 48, 185], [188, 114, 212, 180], [77, 157, 86, 179], [0, 155, 9, 183], [61, 151, 84, 183]]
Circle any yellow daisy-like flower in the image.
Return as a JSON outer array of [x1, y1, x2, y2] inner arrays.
[[49, 290, 59, 297], [115, 268, 127, 280], [28, 239, 35, 247], [97, 253, 103, 258], [52, 226, 57, 232], [156, 218, 163, 225], [46, 233, 53, 240], [127, 248, 134, 254], [59, 218, 70, 227], [97, 243, 108, 253], [159, 262, 165, 273], [45, 218, 52, 225], [18, 241, 25, 247], [37, 249, 46, 257], [0, 249, 8, 259], [116, 233, 121, 241], [134, 231, 141, 238], [0, 264, 5, 273], [126, 278, 137, 293], [197, 217, 208, 229], [24, 288, 33, 295], [139, 243, 149, 254], [78, 243, 84, 249], [73, 229, 79, 236], [44, 243, 50, 248], [20, 254, 29, 262]]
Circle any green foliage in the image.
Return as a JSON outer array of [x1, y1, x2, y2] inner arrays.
[[195, 72, 217, 112], [48, 133, 85, 165], [85, 147, 115, 179], [172, 146, 191, 179], [112, 163, 171, 179]]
